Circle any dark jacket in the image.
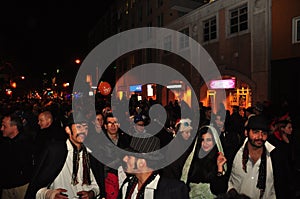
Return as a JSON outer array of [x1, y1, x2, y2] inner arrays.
[[24, 140, 105, 199], [270, 146, 294, 199], [162, 135, 193, 180], [34, 122, 67, 160], [0, 132, 34, 189], [118, 175, 190, 199]]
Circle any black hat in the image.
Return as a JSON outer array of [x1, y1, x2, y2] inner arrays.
[[124, 136, 163, 161], [246, 115, 270, 132]]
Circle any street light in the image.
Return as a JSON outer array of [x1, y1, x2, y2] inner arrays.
[[75, 59, 81, 64], [10, 75, 25, 88]]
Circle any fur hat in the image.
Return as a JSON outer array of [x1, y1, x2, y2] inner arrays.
[[175, 118, 193, 132]]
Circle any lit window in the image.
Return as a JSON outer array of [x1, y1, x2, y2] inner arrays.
[[292, 16, 300, 43]]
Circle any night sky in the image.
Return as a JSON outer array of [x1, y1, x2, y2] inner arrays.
[[0, 0, 111, 88]]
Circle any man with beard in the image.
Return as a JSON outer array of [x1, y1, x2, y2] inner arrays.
[[228, 115, 290, 199], [118, 135, 189, 199], [25, 113, 105, 199]]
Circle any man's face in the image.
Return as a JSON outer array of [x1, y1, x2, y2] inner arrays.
[[134, 121, 145, 133], [105, 117, 119, 136], [1, 116, 16, 138], [38, 113, 51, 129], [247, 129, 268, 148], [68, 123, 89, 145]]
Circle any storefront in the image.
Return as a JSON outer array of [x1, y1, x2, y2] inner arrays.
[[200, 77, 252, 114]]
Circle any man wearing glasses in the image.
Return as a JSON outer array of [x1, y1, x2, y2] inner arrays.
[[102, 112, 131, 199]]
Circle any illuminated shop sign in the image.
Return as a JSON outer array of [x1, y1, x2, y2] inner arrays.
[[130, 84, 142, 92], [167, 84, 182, 89], [209, 79, 235, 89]]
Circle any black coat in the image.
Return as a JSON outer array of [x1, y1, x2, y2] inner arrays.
[[162, 135, 193, 180], [0, 132, 34, 189], [270, 146, 294, 199], [24, 140, 105, 199]]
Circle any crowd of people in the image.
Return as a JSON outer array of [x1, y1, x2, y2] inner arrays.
[[0, 95, 299, 199]]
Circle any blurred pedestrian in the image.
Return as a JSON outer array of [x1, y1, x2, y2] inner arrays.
[[162, 118, 194, 180], [268, 119, 296, 198]]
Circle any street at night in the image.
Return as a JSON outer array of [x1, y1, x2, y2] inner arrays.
[[1, 0, 300, 198]]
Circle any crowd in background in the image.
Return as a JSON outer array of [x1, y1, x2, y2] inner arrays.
[[0, 94, 299, 199]]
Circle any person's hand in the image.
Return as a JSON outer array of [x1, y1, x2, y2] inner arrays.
[[217, 152, 227, 172], [76, 190, 95, 199]]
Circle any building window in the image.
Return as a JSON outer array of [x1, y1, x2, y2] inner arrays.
[[292, 16, 300, 43], [203, 16, 217, 42], [179, 28, 189, 49], [229, 4, 248, 34]]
